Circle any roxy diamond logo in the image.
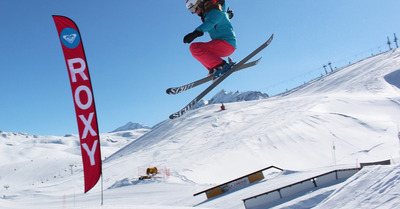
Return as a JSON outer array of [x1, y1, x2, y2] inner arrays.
[[63, 33, 77, 44], [60, 27, 80, 49]]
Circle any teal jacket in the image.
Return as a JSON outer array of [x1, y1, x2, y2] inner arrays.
[[195, 7, 237, 48]]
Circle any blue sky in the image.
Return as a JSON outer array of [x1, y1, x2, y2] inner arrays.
[[1, 0, 400, 136]]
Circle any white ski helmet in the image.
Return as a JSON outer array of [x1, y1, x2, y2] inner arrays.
[[186, 0, 203, 14]]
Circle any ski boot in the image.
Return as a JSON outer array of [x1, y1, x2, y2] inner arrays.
[[213, 61, 232, 81], [208, 68, 217, 76]]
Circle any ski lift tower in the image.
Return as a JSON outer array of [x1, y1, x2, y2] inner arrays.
[[323, 65, 327, 74], [387, 36, 392, 50]]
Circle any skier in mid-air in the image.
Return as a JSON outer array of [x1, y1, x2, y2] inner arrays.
[[184, 0, 237, 80]]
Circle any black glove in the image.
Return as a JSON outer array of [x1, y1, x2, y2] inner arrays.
[[183, 30, 204, 44], [227, 7, 234, 19]]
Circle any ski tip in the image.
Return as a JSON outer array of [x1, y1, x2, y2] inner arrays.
[[269, 34, 274, 41], [166, 88, 173, 95]]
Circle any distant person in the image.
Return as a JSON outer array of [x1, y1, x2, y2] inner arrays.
[[184, 0, 236, 80]]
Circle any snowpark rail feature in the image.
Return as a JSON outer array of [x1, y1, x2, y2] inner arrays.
[[360, 159, 391, 169], [242, 168, 359, 209], [193, 166, 283, 199]]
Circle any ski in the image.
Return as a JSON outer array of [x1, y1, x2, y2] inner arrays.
[[169, 34, 274, 119], [166, 58, 261, 95]]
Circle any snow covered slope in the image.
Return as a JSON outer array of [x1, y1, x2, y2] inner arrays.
[[314, 165, 400, 209], [0, 129, 149, 196], [1, 49, 400, 208], [106, 50, 400, 183]]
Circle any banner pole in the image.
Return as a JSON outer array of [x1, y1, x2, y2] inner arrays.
[[101, 173, 104, 205]]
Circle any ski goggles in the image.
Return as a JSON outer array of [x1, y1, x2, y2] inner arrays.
[[188, 1, 203, 14]]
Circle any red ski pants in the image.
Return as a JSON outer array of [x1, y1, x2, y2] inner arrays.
[[189, 40, 236, 70]]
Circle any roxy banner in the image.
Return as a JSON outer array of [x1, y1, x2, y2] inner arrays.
[[53, 15, 102, 193]]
